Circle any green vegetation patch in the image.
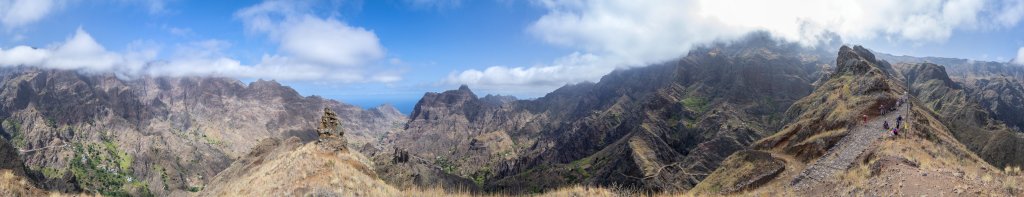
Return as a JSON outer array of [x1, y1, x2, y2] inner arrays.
[[46, 117, 57, 128], [433, 156, 458, 174], [681, 96, 709, 115], [471, 167, 492, 187], [69, 141, 149, 196], [102, 140, 134, 172], [2, 119, 25, 148], [39, 166, 63, 179]]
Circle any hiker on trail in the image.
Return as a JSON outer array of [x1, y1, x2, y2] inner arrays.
[[896, 115, 903, 128], [883, 121, 890, 130], [862, 114, 868, 124], [893, 127, 900, 136], [880, 105, 885, 115]]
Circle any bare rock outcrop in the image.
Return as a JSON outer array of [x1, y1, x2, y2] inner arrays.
[[316, 108, 347, 151]]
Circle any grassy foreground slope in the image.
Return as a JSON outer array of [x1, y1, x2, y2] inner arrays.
[[200, 136, 628, 196], [692, 46, 1024, 196]]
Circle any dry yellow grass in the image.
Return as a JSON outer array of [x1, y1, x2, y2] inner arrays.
[[0, 169, 48, 197], [197, 137, 690, 197], [0, 169, 96, 197]]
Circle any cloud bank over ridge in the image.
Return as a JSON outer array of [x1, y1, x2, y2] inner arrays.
[[447, 0, 1024, 95]]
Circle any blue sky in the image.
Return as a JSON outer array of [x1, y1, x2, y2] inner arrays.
[[2, 0, 1024, 114]]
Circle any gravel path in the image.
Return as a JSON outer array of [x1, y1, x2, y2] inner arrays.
[[18, 143, 69, 153], [790, 102, 909, 191]]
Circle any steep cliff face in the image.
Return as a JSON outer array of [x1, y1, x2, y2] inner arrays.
[[896, 63, 1024, 168], [878, 53, 1024, 168], [0, 68, 406, 195], [967, 77, 1024, 130], [756, 45, 904, 162], [381, 34, 830, 192], [695, 46, 1009, 196], [878, 53, 1024, 131]]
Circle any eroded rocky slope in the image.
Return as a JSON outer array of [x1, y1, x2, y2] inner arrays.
[[896, 62, 1024, 169], [379, 34, 832, 193], [0, 68, 406, 195], [694, 45, 1019, 196], [878, 54, 1024, 131]]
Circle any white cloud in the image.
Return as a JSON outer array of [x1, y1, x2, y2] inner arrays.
[[448, 0, 1024, 95], [0, 0, 398, 83], [0, 0, 62, 28], [0, 28, 124, 71], [236, 0, 385, 67], [445, 52, 612, 96], [278, 15, 384, 67], [996, 0, 1024, 27], [447, 52, 605, 86], [0, 27, 399, 83], [1015, 47, 1024, 65], [1, 0, 176, 29], [0, 45, 47, 66]]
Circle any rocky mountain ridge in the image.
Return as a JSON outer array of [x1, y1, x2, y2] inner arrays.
[[693, 45, 1018, 196], [0, 67, 406, 195], [379, 34, 832, 193], [897, 62, 1024, 169]]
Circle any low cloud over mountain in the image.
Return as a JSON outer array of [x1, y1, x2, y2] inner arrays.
[[448, 0, 1024, 95]]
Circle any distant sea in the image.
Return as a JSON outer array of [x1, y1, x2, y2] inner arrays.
[[342, 97, 420, 115]]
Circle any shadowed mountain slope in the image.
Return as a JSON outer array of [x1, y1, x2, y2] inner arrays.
[[379, 33, 833, 193], [896, 62, 1024, 169]]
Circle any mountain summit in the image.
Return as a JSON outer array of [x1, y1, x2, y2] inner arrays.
[[694, 45, 1017, 196]]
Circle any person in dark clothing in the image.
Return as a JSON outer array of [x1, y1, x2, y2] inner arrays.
[[883, 121, 889, 130], [896, 115, 903, 128]]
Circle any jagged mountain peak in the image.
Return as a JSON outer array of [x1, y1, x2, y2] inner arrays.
[[249, 78, 281, 87], [901, 62, 958, 89], [385, 33, 829, 193], [833, 45, 900, 81], [758, 45, 905, 162], [837, 45, 881, 75], [370, 104, 406, 120], [697, 45, 1006, 196], [441, 84, 478, 100]]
